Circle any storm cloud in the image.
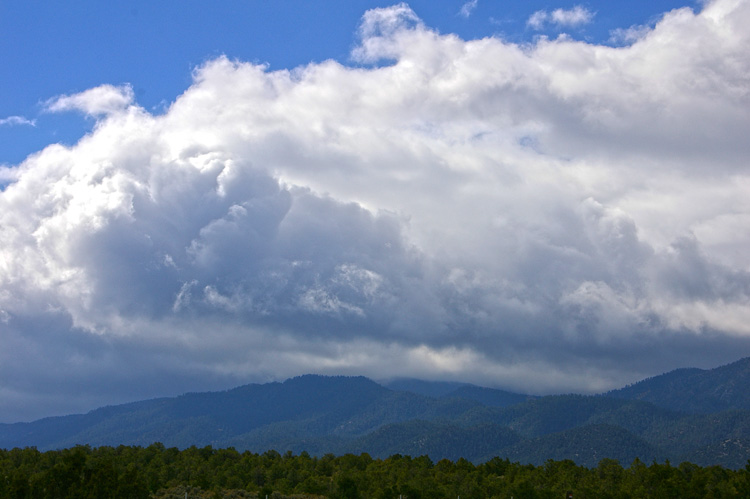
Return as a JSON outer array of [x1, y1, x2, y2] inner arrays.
[[2, 0, 750, 422]]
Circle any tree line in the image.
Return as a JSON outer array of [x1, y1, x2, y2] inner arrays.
[[1, 443, 749, 498]]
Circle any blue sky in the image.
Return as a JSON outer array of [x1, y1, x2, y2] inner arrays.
[[2, 0, 693, 165], [4, 0, 750, 423]]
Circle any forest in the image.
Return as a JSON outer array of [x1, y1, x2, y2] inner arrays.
[[1, 443, 749, 498]]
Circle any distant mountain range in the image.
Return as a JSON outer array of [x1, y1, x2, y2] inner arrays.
[[2, 358, 749, 469]]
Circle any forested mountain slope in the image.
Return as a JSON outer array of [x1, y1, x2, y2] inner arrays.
[[607, 357, 750, 413], [2, 358, 750, 468], [0, 376, 484, 451]]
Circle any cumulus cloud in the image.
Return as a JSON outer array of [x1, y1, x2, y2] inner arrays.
[[0, 166, 20, 186], [527, 5, 595, 30], [609, 24, 653, 45], [352, 3, 423, 62], [2, 0, 750, 421]]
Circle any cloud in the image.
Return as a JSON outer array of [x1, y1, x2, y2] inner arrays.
[[459, 0, 478, 18], [551, 5, 595, 26], [527, 5, 595, 30], [526, 10, 549, 30], [352, 3, 423, 63], [609, 24, 653, 45], [2, 0, 750, 421], [0, 116, 36, 127], [45, 84, 135, 116]]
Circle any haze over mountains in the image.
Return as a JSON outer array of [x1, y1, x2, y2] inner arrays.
[[2, 357, 749, 469]]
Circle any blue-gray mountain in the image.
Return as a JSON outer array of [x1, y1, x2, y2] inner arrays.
[[2, 358, 749, 469], [607, 357, 750, 414]]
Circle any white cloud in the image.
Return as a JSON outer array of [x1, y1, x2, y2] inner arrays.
[[0, 115, 36, 127], [528, 5, 595, 30], [609, 24, 652, 45], [2, 0, 750, 421], [527, 10, 549, 30], [459, 0, 478, 18], [351, 3, 424, 62], [551, 5, 595, 26], [0, 166, 20, 185], [45, 84, 135, 116]]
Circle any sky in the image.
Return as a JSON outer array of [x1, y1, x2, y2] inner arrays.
[[2, 0, 750, 423]]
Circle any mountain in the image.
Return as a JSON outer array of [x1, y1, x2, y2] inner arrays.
[[381, 378, 533, 408], [607, 357, 750, 414], [490, 394, 679, 438], [484, 395, 750, 468], [500, 424, 666, 468], [381, 378, 469, 398], [2, 357, 750, 468], [442, 385, 534, 408], [0, 375, 486, 451], [349, 420, 522, 462]]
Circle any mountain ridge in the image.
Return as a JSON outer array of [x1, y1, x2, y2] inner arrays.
[[607, 357, 750, 414], [2, 357, 749, 468]]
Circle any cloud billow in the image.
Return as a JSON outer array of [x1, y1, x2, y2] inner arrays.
[[527, 6, 594, 30], [1, 0, 750, 422]]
